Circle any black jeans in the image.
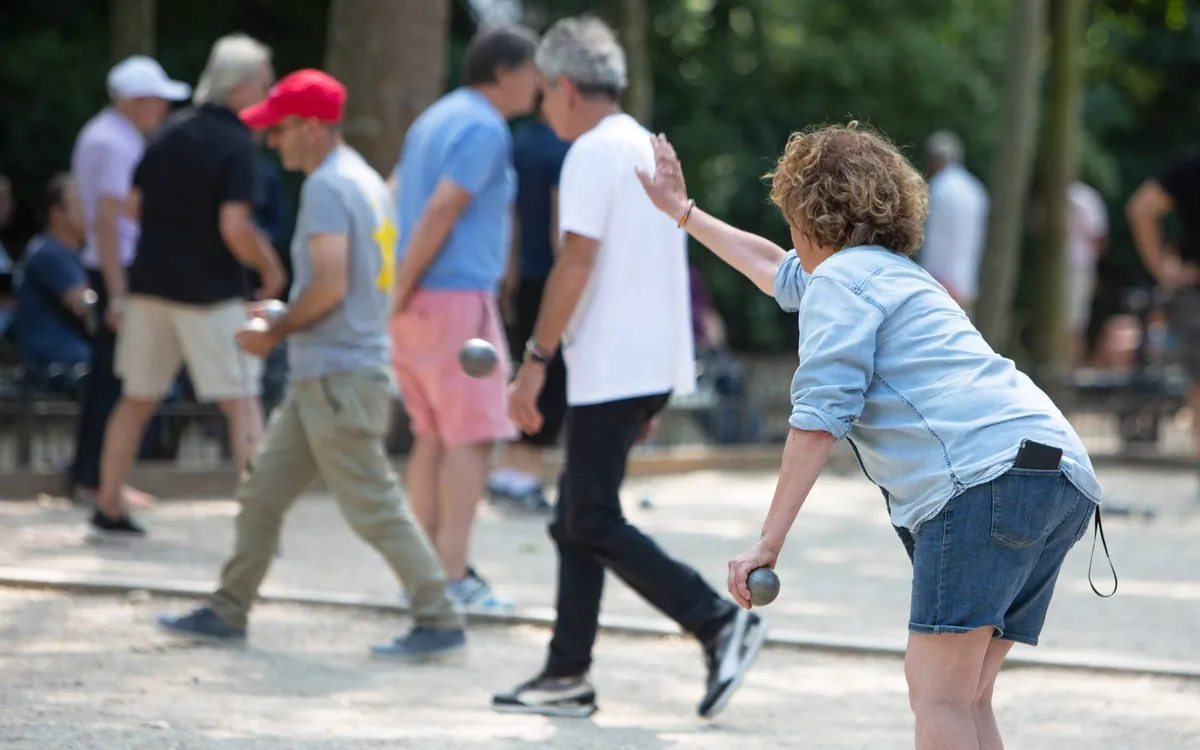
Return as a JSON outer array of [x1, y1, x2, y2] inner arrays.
[[69, 270, 121, 491], [543, 392, 735, 678]]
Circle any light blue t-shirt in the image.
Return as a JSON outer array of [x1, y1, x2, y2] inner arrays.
[[393, 87, 515, 293], [288, 145, 395, 381], [774, 246, 1102, 532]]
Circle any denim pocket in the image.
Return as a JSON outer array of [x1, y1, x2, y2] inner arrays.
[[989, 468, 1069, 549]]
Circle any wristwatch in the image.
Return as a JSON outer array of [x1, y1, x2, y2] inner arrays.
[[524, 338, 553, 366]]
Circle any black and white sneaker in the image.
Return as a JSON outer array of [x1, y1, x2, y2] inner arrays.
[[697, 608, 767, 718], [492, 673, 598, 718]]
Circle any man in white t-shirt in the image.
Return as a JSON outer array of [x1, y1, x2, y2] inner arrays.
[[917, 131, 989, 315], [1065, 181, 1108, 365], [493, 16, 766, 722]]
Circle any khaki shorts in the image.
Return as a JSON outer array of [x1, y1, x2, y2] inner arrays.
[[115, 294, 262, 402]]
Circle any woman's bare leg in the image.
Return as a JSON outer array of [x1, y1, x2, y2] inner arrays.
[[972, 638, 1015, 750], [905, 627, 994, 750]]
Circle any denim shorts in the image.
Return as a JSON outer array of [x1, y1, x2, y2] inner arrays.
[[906, 468, 1096, 646]]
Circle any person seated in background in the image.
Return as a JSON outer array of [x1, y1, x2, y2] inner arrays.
[[12, 174, 93, 395]]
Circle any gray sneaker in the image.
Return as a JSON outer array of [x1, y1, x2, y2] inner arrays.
[[370, 626, 466, 660]]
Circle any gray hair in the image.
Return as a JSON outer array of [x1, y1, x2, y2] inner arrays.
[[535, 16, 627, 96], [925, 130, 964, 165], [194, 33, 272, 106]]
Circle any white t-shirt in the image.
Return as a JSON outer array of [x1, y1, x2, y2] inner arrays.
[[1065, 181, 1108, 331], [918, 164, 989, 302], [1067, 181, 1107, 271], [557, 113, 697, 406]]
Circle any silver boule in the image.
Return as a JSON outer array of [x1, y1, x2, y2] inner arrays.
[[459, 338, 499, 378], [747, 567, 781, 607]]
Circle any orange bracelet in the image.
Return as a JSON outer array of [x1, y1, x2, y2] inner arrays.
[[677, 199, 696, 228]]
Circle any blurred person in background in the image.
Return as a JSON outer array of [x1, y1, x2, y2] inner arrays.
[[11, 174, 92, 394], [917, 131, 989, 316], [488, 92, 570, 514], [390, 24, 539, 613], [1065, 180, 1108, 367], [92, 34, 284, 537], [251, 132, 291, 418], [69, 55, 190, 509], [1127, 147, 1200, 493]]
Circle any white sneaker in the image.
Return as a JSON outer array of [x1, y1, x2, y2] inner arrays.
[[447, 568, 515, 615]]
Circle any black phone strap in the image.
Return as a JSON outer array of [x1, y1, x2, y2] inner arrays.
[[1087, 506, 1118, 598]]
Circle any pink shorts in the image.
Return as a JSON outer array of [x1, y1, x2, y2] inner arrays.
[[391, 289, 517, 447]]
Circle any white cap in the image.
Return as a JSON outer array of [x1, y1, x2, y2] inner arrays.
[[107, 55, 192, 101]]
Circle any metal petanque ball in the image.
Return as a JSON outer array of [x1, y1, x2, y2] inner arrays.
[[747, 567, 781, 607], [459, 338, 499, 378], [259, 300, 288, 320]]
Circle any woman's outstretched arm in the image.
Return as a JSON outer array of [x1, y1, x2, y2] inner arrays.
[[636, 134, 787, 296]]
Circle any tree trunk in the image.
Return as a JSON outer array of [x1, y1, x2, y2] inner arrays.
[[614, 0, 654, 127], [973, 0, 1049, 353], [1031, 0, 1087, 375], [324, 0, 451, 175], [110, 0, 156, 63]]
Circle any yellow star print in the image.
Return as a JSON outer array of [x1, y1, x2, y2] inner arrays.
[[371, 202, 397, 293]]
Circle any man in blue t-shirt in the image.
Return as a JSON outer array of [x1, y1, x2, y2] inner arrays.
[[389, 24, 539, 614], [488, 95, 571, 512], [13, 174, 93, 393]]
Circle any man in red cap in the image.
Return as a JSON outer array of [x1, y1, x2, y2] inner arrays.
[[158, 69, 467, 659]]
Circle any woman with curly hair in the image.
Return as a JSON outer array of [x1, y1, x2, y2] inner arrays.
[[637, 124, 1104, 749]]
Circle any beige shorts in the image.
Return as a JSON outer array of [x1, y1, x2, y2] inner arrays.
[[115, 294, 262, 402]]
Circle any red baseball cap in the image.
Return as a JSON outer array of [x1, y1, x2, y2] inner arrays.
[[240, 69, 346, 129]]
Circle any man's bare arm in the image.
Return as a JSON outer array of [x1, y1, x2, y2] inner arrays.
[[124, 187, 142, 223], [219, 202, 283, 275], [530, 232, 600, 354], [269, 233, 349, 339], [1126, 180, 1174, 280], [549, 186, 561, 254], [94, 196, 127, 301], [392, 178, 473, 308]]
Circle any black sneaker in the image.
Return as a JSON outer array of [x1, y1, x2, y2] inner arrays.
[[697, 608, 768, 718], [492, 673, 598, 718], [90, 509, 146, 536]]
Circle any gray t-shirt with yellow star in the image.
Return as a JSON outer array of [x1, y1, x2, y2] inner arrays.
[[287, 144, 396, 381]]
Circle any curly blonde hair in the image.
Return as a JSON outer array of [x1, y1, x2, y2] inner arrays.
[[766, 123, 929, 256]]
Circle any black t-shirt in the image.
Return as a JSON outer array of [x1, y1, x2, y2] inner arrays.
[[1157, 148, 1200, 265], [128, 105, 257, 304]]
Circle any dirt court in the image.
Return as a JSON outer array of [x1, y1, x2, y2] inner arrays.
[[1, 589, 1197, 749]]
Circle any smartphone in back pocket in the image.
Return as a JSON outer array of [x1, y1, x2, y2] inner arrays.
[[1013, 439, 1064, 471]]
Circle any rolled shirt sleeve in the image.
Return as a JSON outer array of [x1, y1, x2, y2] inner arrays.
[[773, 250, 809, 312], [788, 277, 884, 439]]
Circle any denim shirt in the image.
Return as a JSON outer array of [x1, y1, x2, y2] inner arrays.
[[775, 246, 1102, 531]]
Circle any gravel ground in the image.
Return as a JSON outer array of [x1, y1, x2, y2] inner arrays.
[[4, 465, 1199, 669], [1, 589, 1198, 749]]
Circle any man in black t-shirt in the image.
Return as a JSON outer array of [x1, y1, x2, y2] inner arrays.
[[91, 33, 285, 537], [1127, 148, 1200, 481]]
